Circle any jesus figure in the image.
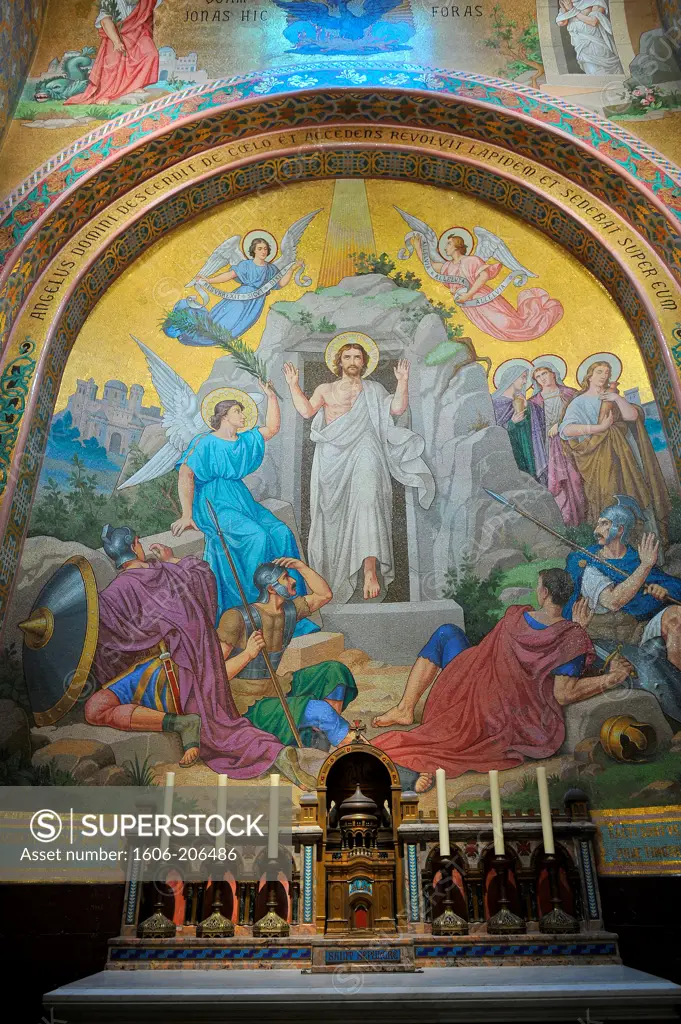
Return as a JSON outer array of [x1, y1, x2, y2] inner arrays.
[[283, 337, 434, 602]]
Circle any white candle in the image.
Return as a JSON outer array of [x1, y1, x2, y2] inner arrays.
[[488, 770, 505, 855], [435, 768, 450, 857], [161, 771, 175, 854], [267, 774, 280, 860], [536, 766, 555, 855], [216, 774, 228, 853]]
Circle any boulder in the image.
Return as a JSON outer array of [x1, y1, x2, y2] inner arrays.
[[96, 765, 132, 786], [32, 738, 115, 774], [561, 689, 674, 756], [71, 758, 102, 784], [632, 779, 681, 803], [31, 722, 182, 769], [0, 699, 30, 759], [574, 737, 601, 764], [456, 784, 491, 802], [499, 587, 533, 604]]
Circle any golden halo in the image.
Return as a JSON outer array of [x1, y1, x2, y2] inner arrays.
[[438, 227, 474, 260], [201, 388, 259, 431], [241, 229, 278, 262], [324, 332, 379, 378]]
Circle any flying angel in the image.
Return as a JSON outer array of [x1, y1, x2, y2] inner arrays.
[[162, 210, 321, 348], [395, 207, 564, 343]]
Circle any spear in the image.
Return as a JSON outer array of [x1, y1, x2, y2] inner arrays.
[[205, 499, 303, 748], [483, 488, 681, 605]]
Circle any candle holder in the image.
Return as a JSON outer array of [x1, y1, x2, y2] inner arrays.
[[196, 880, 235, 937], [431, 859, 467, 936], [487, 854, 525, 935], [253, 860, 289, 937], [539, 854, 579, 934], [137, 887, 176, 938]]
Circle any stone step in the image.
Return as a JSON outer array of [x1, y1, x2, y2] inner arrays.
[[278, 631, 345, 673]]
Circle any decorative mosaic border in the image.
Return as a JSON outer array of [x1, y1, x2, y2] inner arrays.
[[0, 148, 677, 624], [415, 942, 618, 958], [3, 81, 681, 355], [109, 946, 312, 962]]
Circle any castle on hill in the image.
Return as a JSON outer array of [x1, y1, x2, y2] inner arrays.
[[66, 377, 161, 457]]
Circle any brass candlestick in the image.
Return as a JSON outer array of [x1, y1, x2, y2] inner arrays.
[[196, 880, 235, 937], [539, 853, 579, 934], [431, 859, 467, 935], [253, 861, 289, 937], [137, 887, 176, 938], [487, 854, 525, 935]]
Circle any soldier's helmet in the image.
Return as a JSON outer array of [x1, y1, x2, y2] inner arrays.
[[101, 524, 138, 569]]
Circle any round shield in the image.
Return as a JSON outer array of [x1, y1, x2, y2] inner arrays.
[[20, 556, 99, 727]]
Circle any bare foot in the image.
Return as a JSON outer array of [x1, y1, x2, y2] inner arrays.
[[363, 566, 380, 600], [179, 746, 200, 767], [415, 772, 434, 793], [372, 705, 414, 728]]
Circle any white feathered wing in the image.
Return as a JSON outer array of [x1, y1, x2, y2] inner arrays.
[[274, 209, 321, 286], [117, 337, 207, 490], [473, 227, 536, 286], [185, 234, 244, 289], [394, 207, 440, 262]]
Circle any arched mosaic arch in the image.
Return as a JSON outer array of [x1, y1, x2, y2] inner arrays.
[[1, 67, 681, 627]]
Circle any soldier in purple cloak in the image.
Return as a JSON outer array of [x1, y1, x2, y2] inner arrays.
[[84, 525, 315, 787]]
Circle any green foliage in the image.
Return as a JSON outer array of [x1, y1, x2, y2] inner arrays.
[[391, 270, 422, 291], [563, 522, 597, 549], [29, 449, 180, 547], [86, 105, 125, 120], [0, 644, 31, 713], [443, 560, 504, 644], [160, 307, 274, 388], [315, 316, 337, 333], [99, 0, 122, 23], [297, 309, 315, 329], [13, 102, 37, 120], [351, 251, 396, 276], [484, 4, 543, 80], [456, 769, 563, 813], [122, 754, 156, 787], [0, 749, 81, 786]]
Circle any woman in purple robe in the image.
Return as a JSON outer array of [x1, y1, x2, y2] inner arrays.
[[529, 359, 587, 526]]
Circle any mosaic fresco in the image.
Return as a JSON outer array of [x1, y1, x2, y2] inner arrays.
[[1, 168, 680, 824]]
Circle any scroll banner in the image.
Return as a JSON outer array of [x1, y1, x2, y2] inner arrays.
[[592, 806, 681, 876]]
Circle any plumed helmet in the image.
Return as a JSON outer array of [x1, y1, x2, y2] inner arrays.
[[599, 494, 643, 543], [101, 524, 138, 569]]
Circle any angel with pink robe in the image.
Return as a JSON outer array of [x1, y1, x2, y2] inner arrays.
[[395, 209, 564, 343], [529, 357, 587, 526]]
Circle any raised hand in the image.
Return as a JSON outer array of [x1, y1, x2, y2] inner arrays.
[[638, 532, 660, 569], [258, 378, 276, 399], [273, 556, 303, 569], [283, 362, 299, 387], [394, 358, 410, 383]]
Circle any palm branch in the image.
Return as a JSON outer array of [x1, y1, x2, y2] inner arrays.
[[160, 307, 278, 394]]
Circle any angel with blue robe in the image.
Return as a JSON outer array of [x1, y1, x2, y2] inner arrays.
[[119, 339, 318, 638], [162, 212, 320, 347]]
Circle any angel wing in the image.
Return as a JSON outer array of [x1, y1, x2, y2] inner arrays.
[[275, 209, 321, 286], [394, 207, 440, 262], [473, 226, 536, 285], [186, 234, 244, 288], [118, 337, 206, 490]]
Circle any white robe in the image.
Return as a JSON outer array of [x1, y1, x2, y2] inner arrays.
[[556, 0, 622, 75], [308, 380, 435, 605]]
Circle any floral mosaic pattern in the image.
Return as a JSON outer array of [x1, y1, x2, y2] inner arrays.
[[2, 67, 681, 352]]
